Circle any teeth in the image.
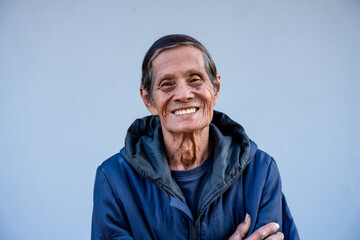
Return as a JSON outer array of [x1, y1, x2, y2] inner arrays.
[[174, 108, 196, 116]]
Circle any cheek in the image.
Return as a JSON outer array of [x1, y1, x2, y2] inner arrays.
[[205, 86, 216, 105], [153, 93, 173, 119], [200, 86, 216, 115]]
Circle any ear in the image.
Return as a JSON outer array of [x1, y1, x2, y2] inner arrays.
[[213, 73, 221, 105], [140, 87, 158, 115]]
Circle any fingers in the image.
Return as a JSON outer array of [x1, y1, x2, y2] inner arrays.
[[245, 222, 280, 240], [265, 232, 284, 240], [228, 214, 282, 240], [228, 213, 251, 240]]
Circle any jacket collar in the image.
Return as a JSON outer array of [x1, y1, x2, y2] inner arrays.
[[124, 110, 255, 206]]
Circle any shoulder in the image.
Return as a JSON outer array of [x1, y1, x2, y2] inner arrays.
[[244, 143, 281, 188], [100, 148, 129, 170], [248, 142, 278, 174], [96, 148, 136, 186]]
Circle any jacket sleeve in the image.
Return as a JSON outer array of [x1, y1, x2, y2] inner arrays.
[[255, 159, 300, 240], [91, 166, 134, 240]]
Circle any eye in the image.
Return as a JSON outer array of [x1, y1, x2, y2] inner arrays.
[[160, 81, 172, 87], [159, 80, 174, 91], [189, 77, 202, 86]]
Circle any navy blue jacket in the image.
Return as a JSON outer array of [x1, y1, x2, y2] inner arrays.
[[92, 111, 299, 240]]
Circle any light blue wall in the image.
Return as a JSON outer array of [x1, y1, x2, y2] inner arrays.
[[1, 0, 359, 239]]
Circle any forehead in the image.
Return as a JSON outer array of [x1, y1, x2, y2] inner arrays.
[[152, 46, 205, 78]]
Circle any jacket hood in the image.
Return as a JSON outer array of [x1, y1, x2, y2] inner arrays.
[[124, 110, 256, 208]]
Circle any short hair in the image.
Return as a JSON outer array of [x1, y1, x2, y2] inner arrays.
[[141, 34, 218, 102]]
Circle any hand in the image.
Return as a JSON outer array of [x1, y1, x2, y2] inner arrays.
[[228, 214, 284, 240]]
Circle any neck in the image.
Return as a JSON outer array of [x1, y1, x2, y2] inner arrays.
[[163, 127, 210, 170]]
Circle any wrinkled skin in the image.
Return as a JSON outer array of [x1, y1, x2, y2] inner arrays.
[[140, 45, 220, 170]]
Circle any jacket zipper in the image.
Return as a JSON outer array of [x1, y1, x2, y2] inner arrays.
[[191, 221, 198, 240]]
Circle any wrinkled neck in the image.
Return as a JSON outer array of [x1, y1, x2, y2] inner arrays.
[[163, 127, 211, 170]]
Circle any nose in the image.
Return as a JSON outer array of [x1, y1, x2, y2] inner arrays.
[[173, 81, 194, 103]]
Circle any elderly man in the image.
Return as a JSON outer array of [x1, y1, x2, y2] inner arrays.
[[91, 34, 299, 240]]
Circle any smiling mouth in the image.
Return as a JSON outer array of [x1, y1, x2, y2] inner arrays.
[[173, 107, 197, 116]]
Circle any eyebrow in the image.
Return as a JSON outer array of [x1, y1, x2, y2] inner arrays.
[[154, 73, 175, 82], [155, 67, 206, 81], [186, 68, 206, 76]]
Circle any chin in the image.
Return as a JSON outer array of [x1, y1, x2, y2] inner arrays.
[[168, 123, 209, 134]]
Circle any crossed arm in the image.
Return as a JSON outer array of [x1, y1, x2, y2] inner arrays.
[[229, 214, 284, 240]]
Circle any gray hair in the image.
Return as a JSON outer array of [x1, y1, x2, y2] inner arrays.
[[141, 34, 218, 102]]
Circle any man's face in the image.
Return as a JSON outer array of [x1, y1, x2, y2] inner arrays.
[[141, 45, 220, 135]]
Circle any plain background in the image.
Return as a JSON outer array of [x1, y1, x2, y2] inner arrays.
[[1, 0, 359, 239]]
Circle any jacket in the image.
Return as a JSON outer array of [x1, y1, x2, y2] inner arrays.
[[91, 111, 300, 240]]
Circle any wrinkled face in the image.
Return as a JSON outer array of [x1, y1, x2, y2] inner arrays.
[[141, 45, 220, 135]]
